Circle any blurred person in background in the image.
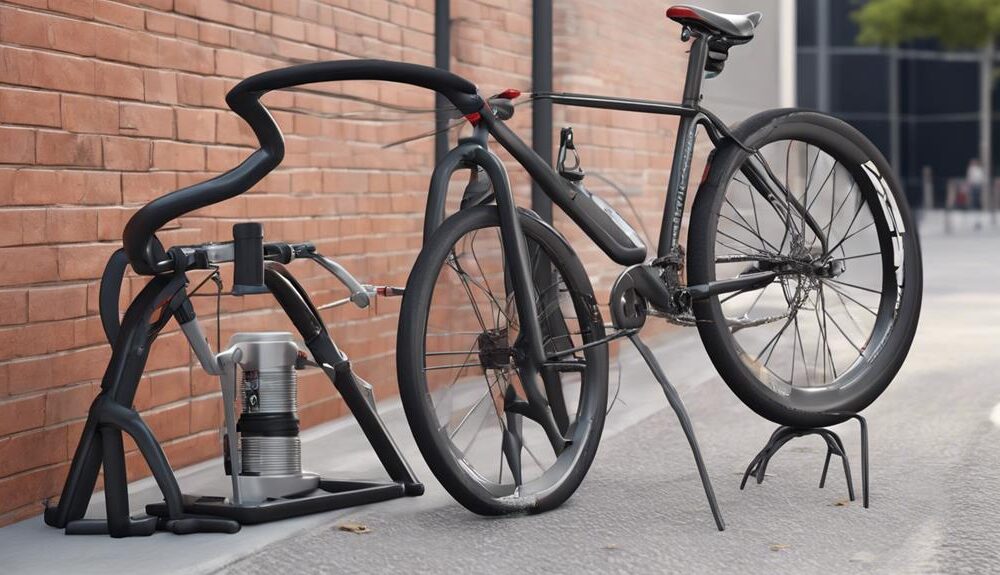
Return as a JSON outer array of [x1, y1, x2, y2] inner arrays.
[[966, 158, 984, 211]]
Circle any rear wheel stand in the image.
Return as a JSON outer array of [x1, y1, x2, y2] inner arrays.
[[740, 412, 870, 508]]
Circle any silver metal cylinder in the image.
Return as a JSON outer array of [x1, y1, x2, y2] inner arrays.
[[229, 332, 302, 478], [240, 436, 301, 476]]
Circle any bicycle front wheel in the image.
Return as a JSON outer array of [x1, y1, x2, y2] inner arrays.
[[397, 206, 608, 515], [688, 110, 922, 428]]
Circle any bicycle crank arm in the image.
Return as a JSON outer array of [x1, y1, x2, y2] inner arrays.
[[686, 271, 777, 301]]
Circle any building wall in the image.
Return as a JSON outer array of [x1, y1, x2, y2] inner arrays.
[[0, 0, 790, 526]]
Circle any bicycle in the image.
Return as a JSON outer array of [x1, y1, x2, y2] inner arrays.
[[48, 4, 920, 530], [396, 4, 922, 516]]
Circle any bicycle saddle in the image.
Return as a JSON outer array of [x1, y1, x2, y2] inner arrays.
[[666, 5, 762, 39]]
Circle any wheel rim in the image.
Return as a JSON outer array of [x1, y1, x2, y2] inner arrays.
[[709, 139, 907, 403], [418, 223, 602, 500]]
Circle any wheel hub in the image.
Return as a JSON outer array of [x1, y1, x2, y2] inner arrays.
[[477, 329, 513, 370]]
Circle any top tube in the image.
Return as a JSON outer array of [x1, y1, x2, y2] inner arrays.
[[122, 59, 484, 275]]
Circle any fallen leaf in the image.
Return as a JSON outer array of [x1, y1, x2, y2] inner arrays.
[[833, 500, 851, 507], [770, 544, 789, 552], [338, 522, 372, 534], [603, 544, 620, 551]]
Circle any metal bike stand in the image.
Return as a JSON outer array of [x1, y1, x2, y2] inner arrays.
[[740, 412, 870, 508], [600, 265, 725, 531], [628, 334, 726, 532]]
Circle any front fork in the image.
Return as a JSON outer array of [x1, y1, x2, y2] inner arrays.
[[466, 145, 569, 454]]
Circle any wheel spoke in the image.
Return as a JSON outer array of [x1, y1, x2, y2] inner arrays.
[[825, 278, 881, 295], [821, 279, 878, 316]]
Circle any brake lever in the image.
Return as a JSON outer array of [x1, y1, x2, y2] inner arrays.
[[303, 252, 371, 309]]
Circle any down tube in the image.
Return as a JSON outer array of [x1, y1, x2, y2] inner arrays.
[[657, 114, 700, 258]]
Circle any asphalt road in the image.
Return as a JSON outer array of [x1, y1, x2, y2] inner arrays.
[[215, 226, 1000, 575]]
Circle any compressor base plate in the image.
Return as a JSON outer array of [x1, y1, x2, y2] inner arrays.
[[146, 479, 421, 525]]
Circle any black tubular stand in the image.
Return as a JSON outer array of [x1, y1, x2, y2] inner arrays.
[[629, 334, 725, 532], [740, 412, 870, 508], [45, 255, 423, 537]]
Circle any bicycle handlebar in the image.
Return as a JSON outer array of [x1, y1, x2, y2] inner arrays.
[[122, 59, 484, 275]]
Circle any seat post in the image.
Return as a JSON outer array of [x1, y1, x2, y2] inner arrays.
[[681, 34, 710, 106]]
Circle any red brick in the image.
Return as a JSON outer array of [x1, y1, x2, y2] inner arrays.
[[0, 46, 95, 94], [0, 127, 35, 164], [148, 368, 189, 407], [47, 0, 94, 19], [272, 15, 305, 41], [0, 290, 27, 325], [10, 170, 120, 206], [145, 402, 190, 442], [56, 243, 118, 281], [96, 206, 132, 240], [0, 463, 69, 517], [0, 8, 97, 57], [0, 88, 60, 127], [35, 131, 103, 167], [199, 22, 230, 46], [0, 246, 57, 287], [122, 171, 176, 204], [27, 284, 88, 322], [48, 345, 110, 389], [102, 136, 152, 171], [62, 94, 119, 134], [95, 61, 144, 100], [95, 0, 144, 29], [143, 69, 178, 104], [0, 210, 25, 246], [44, 382, 98, 425], [144, 11, 176, 35], [161, 430, 219, 471], [189, 394, 222, 433], [119, 102, 174, 138], [0, 393, 45, 436], [176, 108, 217, 143], [156, 36, 214, 75], [15, 207, 95, 245], [0, 502, 46, 527], [153, 140, 205, 171], [215, 112, 255, 146], [95, 25, 157, 67], [0, 426, 67, 477]]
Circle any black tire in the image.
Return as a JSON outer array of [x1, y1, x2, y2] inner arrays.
[[688, 109, 922, 428], [397, 205, 608, 515]]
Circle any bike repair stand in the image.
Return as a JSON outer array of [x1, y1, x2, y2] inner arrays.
[[740, 412, 869, 507], [606, 266, 725, 531], [44, 239, 423, 537]]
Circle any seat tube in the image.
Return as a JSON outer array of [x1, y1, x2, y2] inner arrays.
[[657, 35, 710, 257]]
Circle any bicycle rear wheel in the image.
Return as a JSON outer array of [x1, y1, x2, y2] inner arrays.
[[397, 206, 608, 515], [688, 110, 922, 428]]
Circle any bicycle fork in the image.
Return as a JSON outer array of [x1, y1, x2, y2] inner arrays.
[[470, 146, 569, 460]]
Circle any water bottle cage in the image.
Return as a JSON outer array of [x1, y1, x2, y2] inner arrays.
[[557, 126, 586, 182]]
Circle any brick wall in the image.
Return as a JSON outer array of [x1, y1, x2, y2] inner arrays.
[[0, 0, 698, 526]]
